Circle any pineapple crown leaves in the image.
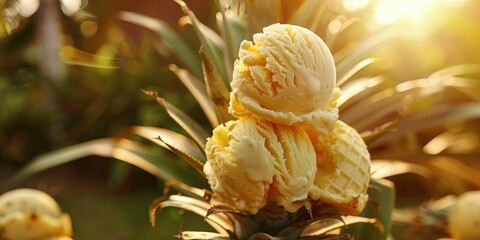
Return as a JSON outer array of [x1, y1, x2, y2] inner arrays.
[[149, 194, 234, 236], [142, 89, 210, 150]]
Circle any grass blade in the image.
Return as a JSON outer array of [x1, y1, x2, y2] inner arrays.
[[118, 11, 202, 78], [169, 64, 219, 127], [142, 90, 210, 150]]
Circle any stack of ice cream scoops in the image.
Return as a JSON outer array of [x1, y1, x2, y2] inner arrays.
[[204, 23, 371, 216]]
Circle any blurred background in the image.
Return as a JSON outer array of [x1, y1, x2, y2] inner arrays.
[[1, 0, 479, 239]]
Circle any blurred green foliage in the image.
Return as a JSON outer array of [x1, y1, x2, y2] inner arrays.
[[0, 0, 214, 166]]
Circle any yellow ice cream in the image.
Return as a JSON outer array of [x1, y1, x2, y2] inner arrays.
[[307, 121, 370, 215], [229, 23, 339, 135], [0, 188, 72, 240], [448, 191, 480, 240], [204, 117, 316, 214]]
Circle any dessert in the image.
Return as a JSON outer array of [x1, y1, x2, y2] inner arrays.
[[307, 120, 371, 215], [0, 188, 72, 240], [204, 117, 316, 214], [229, 23, 339, 135]]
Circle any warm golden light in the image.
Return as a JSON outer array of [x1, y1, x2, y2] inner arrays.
[[342, 0, 370, 12], [18, 0, 39, 17], [373, 0, 471, 26], [60, 0, 82, 15], [374, 0, 433, 25]]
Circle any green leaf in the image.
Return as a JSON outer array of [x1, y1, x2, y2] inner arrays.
[[344, 179, 394, 240], [163, 179, 212, 199], [369, 103, 480, 148], [59, 46, 122, 69], [169, 64, 219, 127], [215, 5, 247, 81], [337, 76, 384, 108], [341, 74, 480, 135], [428, 157, 480, 192], [178, 15, 225, 51], [121, 126, 207, 177], [325, 18, 361, 47], [371, 160, 437, 182], [150, 195, 233, 235], [178, 231, 230, 239], [301, 215, 383, 238], [337, 58, 378, 86], [335, 29, 422, 81], [174, 0, 228, 83], [117, 11, 202, 78], [247, 233, 283, 240], [288, 0, 327, 31], [244, 0, 283, 37], [142, 90, 210, 150], [428, 64, 480, 78], [3, 138, 205, 189], [199, 46, 235, 125]]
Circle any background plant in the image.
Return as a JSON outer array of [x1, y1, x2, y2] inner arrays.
[[1, 0, 479, 239]]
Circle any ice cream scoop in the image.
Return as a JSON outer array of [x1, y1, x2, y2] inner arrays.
[[204, 117, 316, 214], [306, 120, 370, 215], [229, 23, 339, 135], [448, 191, 480, 240], [0, 188, 72, 240]]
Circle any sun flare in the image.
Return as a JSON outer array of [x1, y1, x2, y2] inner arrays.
[[375, 0, 433, 25], [372, 0, 470, 26]]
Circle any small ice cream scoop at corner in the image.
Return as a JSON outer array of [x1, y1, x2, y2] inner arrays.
[[204, 117, 316, 214], [307, 120, 371, 215], [447, 190, 480, 240], [229, 23, 339, 135], [0, 188, 73, 240]]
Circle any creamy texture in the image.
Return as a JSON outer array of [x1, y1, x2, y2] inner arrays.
[[448, 191, 480, 240], [204, 117, 316, 214], [0, 189, 72, 240], [306, 121, 370, 215], [229, 23, 339, 135]]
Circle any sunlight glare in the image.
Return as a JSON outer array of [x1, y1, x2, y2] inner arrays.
[[374, 0, 434, 25], [60, 0, 82, 15], [328, 19, 342, 35], [342, 0, 370, 12], [18, 0, 39, 17]]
